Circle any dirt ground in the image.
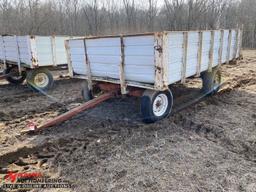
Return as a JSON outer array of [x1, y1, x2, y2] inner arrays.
[[0, 50, 255, 192]]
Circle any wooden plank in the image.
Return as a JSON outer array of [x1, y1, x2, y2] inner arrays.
[[1, 36, 6, 69], [154, 32, 165, 89], [208, 31, 215, 72], [181, 32, 188, 83], [233, 29, 239, 59], [64, 40, 73, 77], [226, 30, 232, 64], [83, 39, 93, 90], [162, 32, 169, 87], [119, 36, 127, 94], [217, 30, 224, 68], [196, 31, 203, 76], [51, 36, 57, 66], [15, 36, 21, 74], [30, 36, 39, 68], [238, 26, 244, 57]]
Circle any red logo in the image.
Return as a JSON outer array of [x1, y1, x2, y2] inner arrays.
[[2, 172, 42, 183]]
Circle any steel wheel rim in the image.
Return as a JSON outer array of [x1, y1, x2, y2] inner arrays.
[[153, 94, 168, 117], [34, 73, 49, 88]]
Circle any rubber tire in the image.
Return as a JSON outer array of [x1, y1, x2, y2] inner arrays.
[[141, 89, 173, 123], [5, 66, 26, 84], [201, 68, 221, 95], [26, 68, 54, 91], [81, 80, 93, 102]]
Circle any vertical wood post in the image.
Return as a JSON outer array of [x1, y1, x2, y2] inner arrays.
[[226, 30, 232, 65], [1, 36, 6, 69], [119, 35, 127, 94], [208, 31, 215, 72], [30, 36, 39, 68], [154, 32, 165, 90], [64, 40, 73, 77], [83, 39, 93, 91], [238, 25, 244, 57], [196, 31, 203, 76], [217, 30, 224, 69], [15, 36, 21, 74], [233, 28, 239, 59], [51, 36, 57, 66], [181, 32, 188, 83], [162, 32, 169, 87]]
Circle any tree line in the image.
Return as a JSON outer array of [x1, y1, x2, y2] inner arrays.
[[0, 0, 255, 48]]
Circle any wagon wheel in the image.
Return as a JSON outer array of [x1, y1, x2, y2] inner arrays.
[[26, 68, 54, 91], [201, 68, 222, 95], [81, 80, 93, 102], [4, 66, 26, 84], [141, 89, 173, 123]]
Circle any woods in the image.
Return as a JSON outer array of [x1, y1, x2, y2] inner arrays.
[[0, 0, 255, 48]]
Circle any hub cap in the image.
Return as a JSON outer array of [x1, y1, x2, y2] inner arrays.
[[34, 73, 49, 88], [153, 94, 168, 117]]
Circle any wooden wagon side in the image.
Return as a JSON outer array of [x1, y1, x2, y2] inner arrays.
[[0, 35, 76, 91], [66, 28, 242, 93]]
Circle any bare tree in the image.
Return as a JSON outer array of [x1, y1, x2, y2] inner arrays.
[[0, 0, 254, 47]]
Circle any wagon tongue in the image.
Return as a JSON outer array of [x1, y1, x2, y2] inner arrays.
[[24, 92, 116, 134]]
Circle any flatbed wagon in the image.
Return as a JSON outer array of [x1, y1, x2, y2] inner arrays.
[[0, 35, 74, 90], [63, 28, 242, 123]]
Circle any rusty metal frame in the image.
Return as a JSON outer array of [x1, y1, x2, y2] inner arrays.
[[73, 75, 158, 90], [33, 92, 117, 131]]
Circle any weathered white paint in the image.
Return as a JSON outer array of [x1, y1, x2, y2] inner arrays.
[[0, 35, 75, 68], [68, 29, 242, 91]]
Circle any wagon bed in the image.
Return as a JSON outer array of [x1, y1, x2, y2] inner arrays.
[[0, 35, 73, 68], [66, 29, 242, 94], [0, 35, 77, 90]]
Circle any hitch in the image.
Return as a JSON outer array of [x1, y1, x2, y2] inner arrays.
[[27, 91, 117, 133]]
